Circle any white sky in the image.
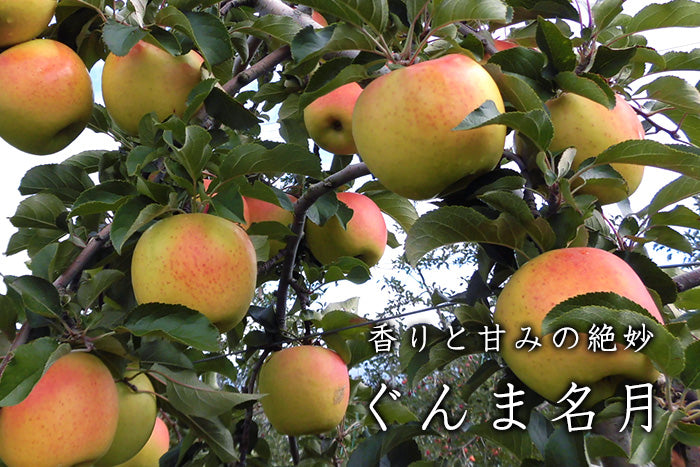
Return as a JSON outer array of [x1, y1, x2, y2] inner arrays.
[[0, 1, 698, 323]]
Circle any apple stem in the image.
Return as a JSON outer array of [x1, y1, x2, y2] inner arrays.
[[289, 436, 300, 465]]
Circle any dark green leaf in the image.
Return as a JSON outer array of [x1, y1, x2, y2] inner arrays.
[[555, 71, 615, 108], [10, 194, 67, 230], [627, 0, 700, 33], [110, 198, 171, 254], [19, 164, 94, 203], [536, 16, 576, 73], [8, 275, 62, 318], [70, 181, 138, 218], [102, 19, 147, 56], [220, 143, 323, 179], [204, 87, 261, 131]]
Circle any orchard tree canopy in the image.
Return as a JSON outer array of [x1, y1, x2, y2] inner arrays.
[[0, 0, 700, 466]]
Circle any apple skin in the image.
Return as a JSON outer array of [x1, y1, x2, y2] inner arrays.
[[244, 194, 297, 255], [131, 213, 257, 332], [352, 54, 506, 200], [102, 40, 203, 135], [0, 39, 93, 155], [258, 346, 350, 436], [493, 39, 518, 51], [304, 82, 363, 155], [115, 417, 170, 467], [96, 371, 157, 466], [305, 191, 387, 267], [311, 10, 328, 26], [547, 93, 645, 204], [493, 247, 664, 406], [0, 0, 57, 47], [0, 352, 119, 467]]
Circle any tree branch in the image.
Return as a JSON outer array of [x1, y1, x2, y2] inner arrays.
[[274, 163, 371, 330], [674, 268, 700, 293], [53, 224, 112, 293]]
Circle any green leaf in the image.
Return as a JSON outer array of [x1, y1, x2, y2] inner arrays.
[[680, 340, 700, 389], [536, 16, 576, 73], [589, 46, 637, 78], [290, 23, 377, 65], [76, 269, 126, 310], [584, 434, 629, 465], [204, 87, 261, 131], [555, 71, 615, 108], [459, 359, 502, 402], [545, 427, 587, 466], [295, 0, 389, 32], [110, 198, 171, 255], [650, 205, 700, 230], [19, 164, 94, 203], [150, 364, 260, 418], [487, 47, 546, 83], [8, 275, 62, 318], [430, 0, 509, 29], [182, 415, 236, 462], [0, 339, 70, 406], [102, 19, 147, 56], [626, 0, 700, 34], [484, 64, 547, 112], [121, 303, 222, 351], [10, 193, 67, 230], [455, 106, 554, 152], [155, 8, 233, 67], [614, 251, 677, 305], [235, 14, 302, 45], [541, 293, 684, 376], [592, 0, 624, 31], [360, 189, 418, 232], [593, 140, 700, 180], [70, 181, 138, 218], [347, 423, 435, 467], [642, 225, 694, 254], [629, 407, 683, 464], [467, 422, 541, 460], [650, 49, 700, 74], [299, 63, 369, 109], [405, 206, 523, 266], [639, 76, 700, 114], [640, 176, 700, 217], [220, 143, 323, 179], [167, 125, 212, 183]]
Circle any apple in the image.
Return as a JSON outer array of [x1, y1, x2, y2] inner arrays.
[[0, 0, 57, 47], [0, 39, 93, 155], [304, 191, 387, 267], [493, 247, 664, 405], [115, 417, 170, 467], [258, 346, 350, 435], [352, 54, 506, 200], [303, 82, 363, 154], [0, 352, 119, 467], [493, 39, 518, 51], [102, 40, 203, 135], [546, 93, 645, 204], [131, 213, 257, 332], [96, 371, 157, 466], [311, 10, 328, 27], [244, 194, 297, 255]]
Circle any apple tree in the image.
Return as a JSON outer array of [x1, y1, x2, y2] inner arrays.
[[1, 0, 700, 466]]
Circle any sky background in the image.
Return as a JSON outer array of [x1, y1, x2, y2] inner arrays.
[[0, 0, 698, 322]]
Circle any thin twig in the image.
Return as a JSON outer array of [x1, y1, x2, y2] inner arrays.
[[53, 224, 113, 292], [0, 322, 30, 382]]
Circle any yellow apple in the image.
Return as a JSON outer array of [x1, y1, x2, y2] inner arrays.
[[304, 82, 363, 154], [304, 191, 387, 267], [258, 346, 350, 436], [115, 417, 170, 467], [102, 40, 203, 135], [547, 93, 645, 204], [493, 247, 664, 405], [0, 39, 93, 155], [96, 371, 157, 466], [352, 54, 507, 200], [0, 0, 57, 47], [243, 194, 297, 255], [0, 352, 119, 467], [131, 213, 257, 332]]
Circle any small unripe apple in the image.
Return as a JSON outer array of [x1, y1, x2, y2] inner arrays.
[[258, 346, 350, 436], [0, 352, 119, 467], [304, 82, 363, 154], [0, 39, 93, 155], [131, 213, 257, 332], [352, 54, 507, 199], [115, 417, 170, 467], [96, 371, 157, 466], [305, 191, 387, 267], [494, 247, 664, 405], [547, 93, 646, 204], [243, 194, 297, 255], [102, 40, 203, 135], [0, 0, 57, 47]]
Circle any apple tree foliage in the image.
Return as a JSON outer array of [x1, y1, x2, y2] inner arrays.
[[1, 0, 700, 465]]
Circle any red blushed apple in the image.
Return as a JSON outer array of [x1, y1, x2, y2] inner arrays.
[[494, 247, 664, 406], [546, 93, 646, 204], [304, 191, 387, 267], [311, 10, 328, 26], [303, 82, 363, 155], [258, 346, 350, 436], [243, 194, 297, 255], [115, 417, 170, 466], [0, 352, 120, 467], [352, 54, 507, 200], [0, 0, 57, 47], [131, 213, 257, 332]]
